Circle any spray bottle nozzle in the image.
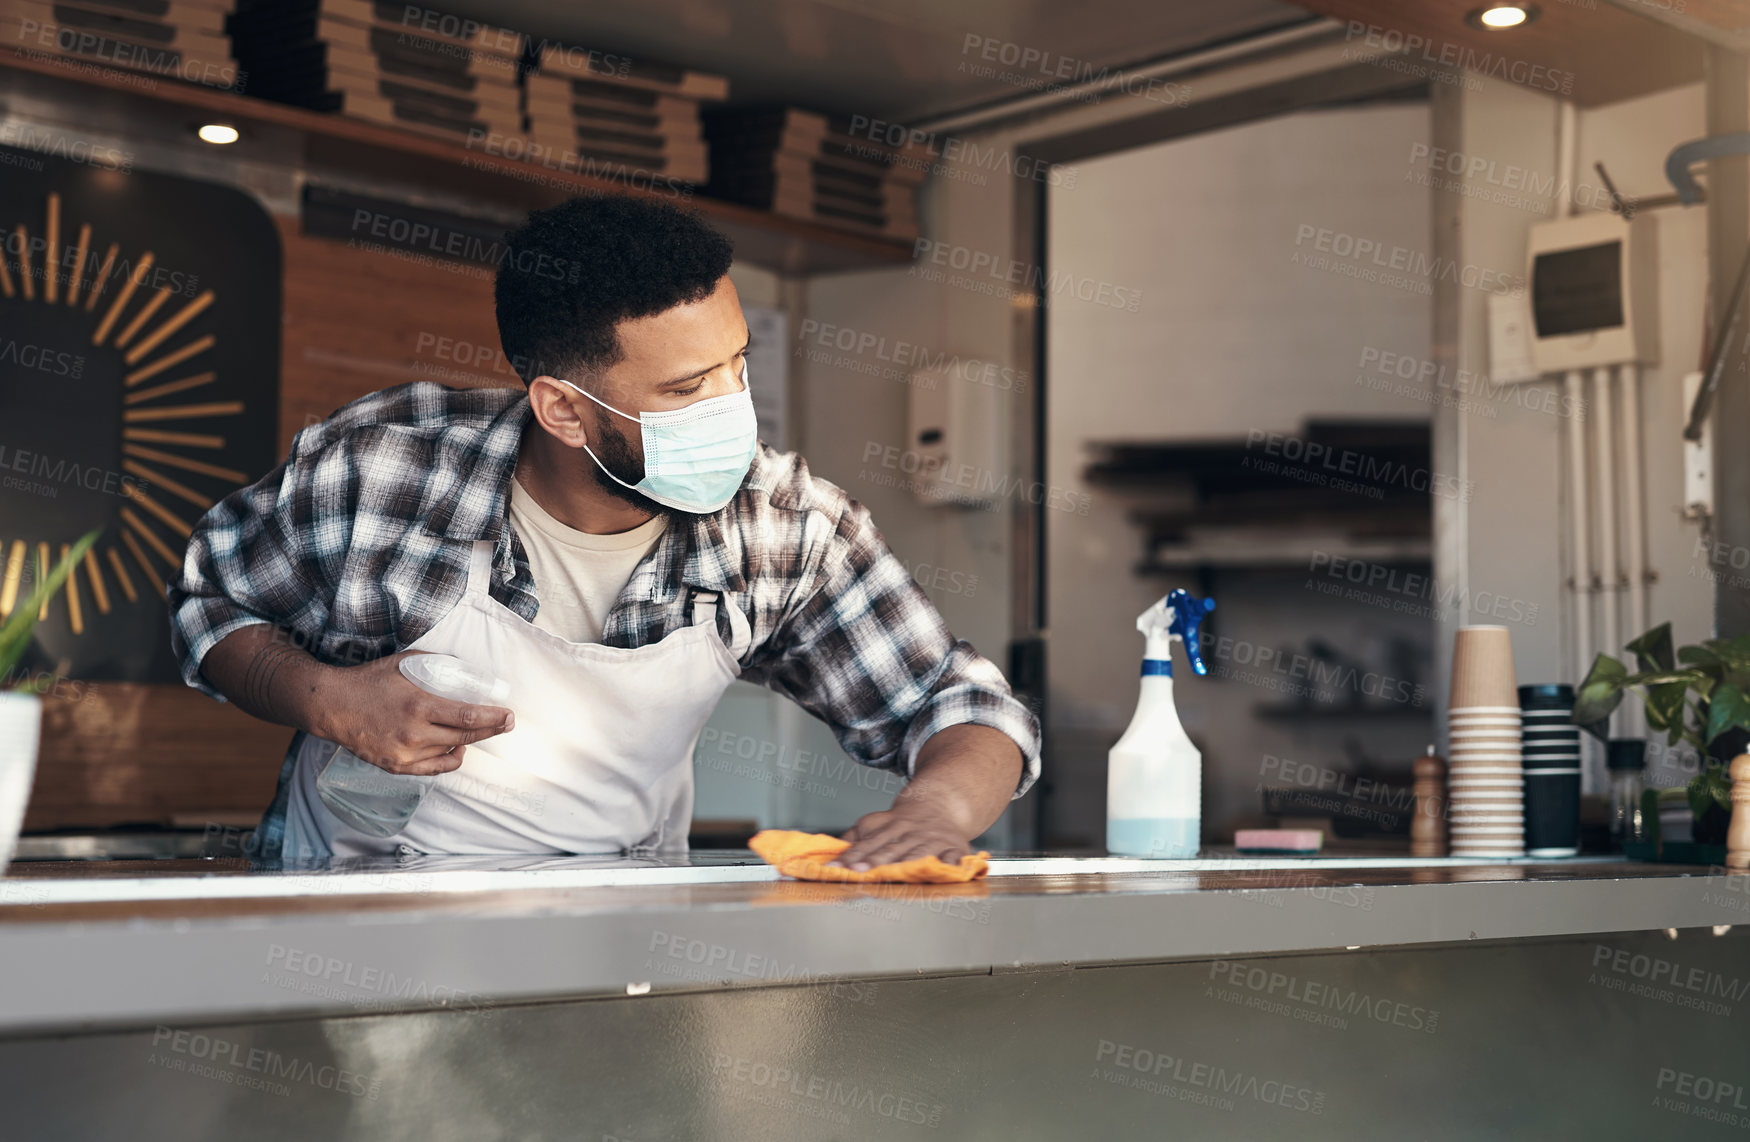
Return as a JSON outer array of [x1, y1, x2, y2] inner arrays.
[[1168, 589, 1215, 675], [1136, 589, 1215, 676]]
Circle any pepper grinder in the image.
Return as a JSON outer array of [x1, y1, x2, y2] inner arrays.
[[1411, 745, 1447, 857], [1728, 753, 1750, 870]]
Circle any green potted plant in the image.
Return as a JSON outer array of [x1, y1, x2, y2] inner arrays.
[[1573, 622, 1747, 846], [0, 530, 100, 871]]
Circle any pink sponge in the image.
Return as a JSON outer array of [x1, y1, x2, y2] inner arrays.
[[1235, 829, 1324, 855]]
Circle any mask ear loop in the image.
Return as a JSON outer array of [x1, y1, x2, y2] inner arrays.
[[552, 377, 648, 492], [554, 376, 643, 424]]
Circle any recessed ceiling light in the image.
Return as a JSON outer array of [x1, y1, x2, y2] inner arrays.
[[197, 123, 239, 145], [1472, 5, 1536, 29]]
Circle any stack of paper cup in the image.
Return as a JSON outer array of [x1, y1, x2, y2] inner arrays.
[[1447, 626, 1524, 858]]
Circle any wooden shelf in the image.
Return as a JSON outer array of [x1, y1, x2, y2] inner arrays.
[[0, 52, 915, 276]]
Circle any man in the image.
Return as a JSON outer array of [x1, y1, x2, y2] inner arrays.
[[169, 194, 1040, 867]]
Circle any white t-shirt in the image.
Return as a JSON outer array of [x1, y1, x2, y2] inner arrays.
[[507, 476, 667, 643]]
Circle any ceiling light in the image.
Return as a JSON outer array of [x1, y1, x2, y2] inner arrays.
[[197, 123, 239, 145], [1475, 5, 1532, 28]]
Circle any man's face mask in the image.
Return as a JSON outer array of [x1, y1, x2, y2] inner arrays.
[[555, 362, 758, 514]]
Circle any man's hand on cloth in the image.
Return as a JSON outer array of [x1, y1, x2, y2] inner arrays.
[[746, 724, 1023, 883], [747, 828, 989, 883], [834, 800, 972, 870], [834, 722, 1022, 867]]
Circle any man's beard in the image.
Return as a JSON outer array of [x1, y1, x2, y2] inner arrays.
[[589, 410, 676, 517]]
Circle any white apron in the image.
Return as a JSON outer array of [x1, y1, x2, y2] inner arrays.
[[282, 539, 745, 859]]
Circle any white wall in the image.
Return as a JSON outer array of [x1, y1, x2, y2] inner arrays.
[[1445, 81, 1711, 789], [1047, 105, 1435, 438], [1044, 103, 1436, 844]]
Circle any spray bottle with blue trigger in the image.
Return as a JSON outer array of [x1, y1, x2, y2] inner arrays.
[[1107, 588, 1214, 858]]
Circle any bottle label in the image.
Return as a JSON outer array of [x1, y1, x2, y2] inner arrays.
[[1141, 659, 1173, 677]]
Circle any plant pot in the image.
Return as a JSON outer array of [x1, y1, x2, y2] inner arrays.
[[0, 691, 42, 873], [1695, 802, 1731, 847], [1709, 728, 1750, 766]]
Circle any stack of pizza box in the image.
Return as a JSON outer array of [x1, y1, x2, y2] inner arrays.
[[0, 0, 238, 89], [229, 0, 525, 147], [701, 107, 932, 240], [521, 42, 726, 184]]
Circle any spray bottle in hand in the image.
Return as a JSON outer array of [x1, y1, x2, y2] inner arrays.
[[315, 653, 510, 838], [1107, 589, 1214, 858]]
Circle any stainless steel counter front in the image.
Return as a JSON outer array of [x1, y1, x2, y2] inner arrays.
[[3, 851, 1744, 1037]]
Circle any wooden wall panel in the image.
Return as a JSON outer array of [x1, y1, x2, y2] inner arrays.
[[27, 685, 291, 831], [26, 216, 520, 830], [274, 217, 517, 450]]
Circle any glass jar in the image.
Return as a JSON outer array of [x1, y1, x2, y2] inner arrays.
[[1606, 739, 1647, 847]]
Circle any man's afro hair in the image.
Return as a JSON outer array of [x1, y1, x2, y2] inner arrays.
[[494, 194, 735, 385]]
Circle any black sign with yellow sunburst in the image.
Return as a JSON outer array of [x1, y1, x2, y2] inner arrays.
[[0, 144, 280, 682]]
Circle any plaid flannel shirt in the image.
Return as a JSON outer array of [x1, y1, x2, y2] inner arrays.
[[169, 382, 1041, 855]]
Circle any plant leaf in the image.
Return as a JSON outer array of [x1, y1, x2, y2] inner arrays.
[[1621, 668, 1709, 688], [1690, 764, 1734, 818], [1643, 681, 1689, 733], [1627, 622, 1675, 673], [1681, 707, 1708, 750], [0, 530, 99, 683], [1706, 682, 1750, 747], [1680, 644, 1727, 670], [1704, 635, 1750, 672], [1688, 774, 1713, 820], [1707, 765, 1735, 812], [1572, 654, 1628, 742]]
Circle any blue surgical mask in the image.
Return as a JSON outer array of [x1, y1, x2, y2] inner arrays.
[[555, 364, 759, 514]]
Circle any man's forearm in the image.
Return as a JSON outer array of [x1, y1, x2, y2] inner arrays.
[[901, 723, 1024, 838], [200, 624, 334, 736]]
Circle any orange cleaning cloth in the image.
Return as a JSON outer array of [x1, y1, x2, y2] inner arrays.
[[748, 829, 989, 884]]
